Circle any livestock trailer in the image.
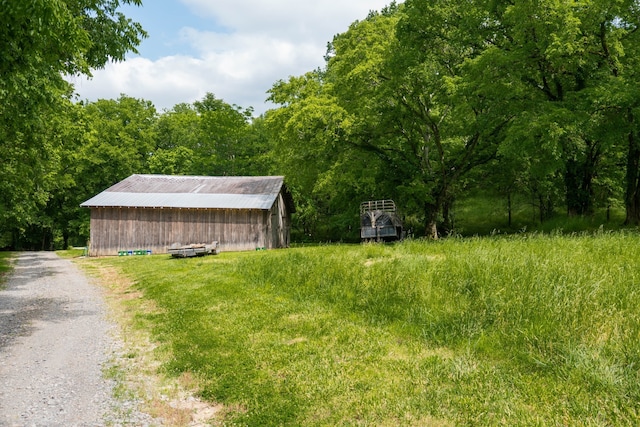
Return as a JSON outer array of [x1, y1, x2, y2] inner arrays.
[[360, 200, 403, 242]]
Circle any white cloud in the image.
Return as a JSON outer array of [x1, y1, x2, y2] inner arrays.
[[73, 56, 209, 110], [72, 0, 399, 115], [182, 0, 390, 41]]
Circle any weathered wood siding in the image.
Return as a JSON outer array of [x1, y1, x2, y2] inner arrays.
[[269, 192, 291, 249], [88, 207, 274, 256]]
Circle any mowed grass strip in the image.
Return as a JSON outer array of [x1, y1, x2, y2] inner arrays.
[[94, 232, 640, 425]]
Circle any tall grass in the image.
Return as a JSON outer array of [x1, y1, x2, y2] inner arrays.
[[0, 252, 13, 288], [96, 232, 640, 425]]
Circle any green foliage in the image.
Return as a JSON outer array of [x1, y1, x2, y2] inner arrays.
[[266, 12, 425, 240], [192, 93, 254, 175], [96, 233, 640, 425], [82, 95, 158, 182], [440, 0, 640, 219], [1, 0, 146, 77], [268, 3, 516, 238], [151, 93, 264, 177], [32, 95, 159, 249], [263, 0, 640, 239], [147, 146, 195, 175], [154, 103, 200, 150]]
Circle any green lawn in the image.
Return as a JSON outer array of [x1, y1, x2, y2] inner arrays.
[[90, 232, 640, 425]]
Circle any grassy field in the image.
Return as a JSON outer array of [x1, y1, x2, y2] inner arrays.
[[85, 232, 640, 425]]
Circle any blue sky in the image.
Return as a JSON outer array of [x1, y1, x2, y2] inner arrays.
[[117, 1, 224, 60], [72, 0, 400, 115]]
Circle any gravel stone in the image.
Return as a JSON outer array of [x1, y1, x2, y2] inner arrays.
[[0, 252, 155, 426]]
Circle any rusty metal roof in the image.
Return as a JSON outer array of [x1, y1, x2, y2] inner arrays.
[[81, 175, 290, 210]]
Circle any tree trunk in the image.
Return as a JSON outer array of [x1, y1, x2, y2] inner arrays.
[[564, 142, 598, 217], [507, 193, 512, 227], [625, 123, 640, 225], [424, 202, 439, 239], [538, 193, 554, 222], [441, 197, 454, 236], [564, 159, 591, 216], [426, 220, 438, 239]]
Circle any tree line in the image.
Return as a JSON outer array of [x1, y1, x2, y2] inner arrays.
[[3, 0, 640, 249]]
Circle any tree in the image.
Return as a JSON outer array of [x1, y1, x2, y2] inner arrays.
[[242, 115, 280, 176], [31, 95, 157, 250], [0, 92, 68, 248], [264, 0, 640, 239], [193, 93, 254, 176], [343, 2, 512, 238], [266, 4, 513, 239], [266, 72, 353, 239], [151, 103, 200, 175], [491, 0, 625, 217], [450, 0, 638, 222], [43, 102, 95, 249], [81, 95, 157, 190], [153, 94, 261, 177], [0, 0, 146, 248], [615, 4, 640, 224]]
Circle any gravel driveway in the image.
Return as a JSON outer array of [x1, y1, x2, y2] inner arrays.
[[0, 252, 152, 426]]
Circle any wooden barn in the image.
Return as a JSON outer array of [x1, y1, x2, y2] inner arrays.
[[80, 174, 295, 256]]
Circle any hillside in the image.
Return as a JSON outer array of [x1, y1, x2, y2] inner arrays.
[[82, 233, 640, 425]]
